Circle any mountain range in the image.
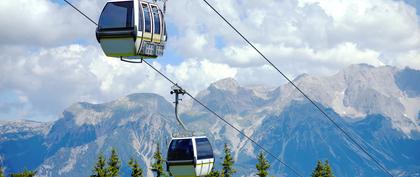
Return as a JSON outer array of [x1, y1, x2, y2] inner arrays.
[[0, 64, 419, 177]]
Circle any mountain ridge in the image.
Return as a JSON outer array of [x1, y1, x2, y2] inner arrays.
[[0, 64, 419, 176]]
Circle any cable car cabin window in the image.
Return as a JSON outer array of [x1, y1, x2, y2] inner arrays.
[[142, 4, 152, 33], [196, 138, 213, 159], [168, 139, 194, 161], [163, 12, 167, 36], [152, 6, 161, 34], [99, 2, 133, 29], [137, 2, 143, 32]]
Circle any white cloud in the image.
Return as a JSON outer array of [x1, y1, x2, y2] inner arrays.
[[0, 45, 101, 119], [170, 30, 213, 58], [1, 0, 420, 121], [166, 59, 237, 94], [390, 49, 420, 69], [0, 44, 239, 121], [0, 0, 106, 47], [168, 0, 420, 71]]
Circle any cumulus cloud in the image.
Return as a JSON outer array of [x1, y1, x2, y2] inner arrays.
[[166, 59, 237, 92], [168, 0, 420, 72], [0, 0, 106, 47], [0, 44, 239, 121], [0, 45, 101, 120], [0, 0, 420, 121]]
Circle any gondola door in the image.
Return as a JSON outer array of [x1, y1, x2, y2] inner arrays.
[[194, 138, 214, 176], [151, 4, 162, 43], [141, 3, 153, 42], [140, 2, 155, 57]]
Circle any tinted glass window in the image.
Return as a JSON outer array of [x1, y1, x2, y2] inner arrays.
[[142, 4, 151, 33], [152, 6, 161, 34], [138, 3, 143, 31], [163, 19, 167, 36], [168, 139, 194, 161], [196, 138, 213, 159], [99, 2, 133, 29]]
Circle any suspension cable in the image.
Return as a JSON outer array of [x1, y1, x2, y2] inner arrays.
[[63, 0, 98, 26], [201, 0, 394, 176], [143, 60, 304, 177], [62, 1, 304, 176]]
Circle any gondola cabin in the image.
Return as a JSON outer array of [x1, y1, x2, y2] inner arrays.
[[96, 0, 166, 59], [167, 136, 214, 177]]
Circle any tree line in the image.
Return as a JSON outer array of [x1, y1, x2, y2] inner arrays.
[[0, 143, 334, 177]]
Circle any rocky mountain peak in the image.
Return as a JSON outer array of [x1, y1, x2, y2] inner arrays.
[[62, 93, 173, 127], [1, 64, 420, 177], [210, 77, 240, 93]]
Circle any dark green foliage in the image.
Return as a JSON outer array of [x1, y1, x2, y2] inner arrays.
[[221, 144, 236, 177], [311, 160, 324, 177], [151, 145, 167, 177], [0, 166, 4, 177], [107, 148, 121, 177], [129, 158, 144, 177], [206, 169, 221, 177], [91, 153, 107, 177], [311, 160, 335, 177], [256, 152, 270, 177], [90, 149, 121, 177], [10, 170, 36, 177], [323, 160, 334, 177]]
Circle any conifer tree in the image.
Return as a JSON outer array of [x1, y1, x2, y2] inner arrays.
[[256, 152, 270, 177], [151, 145, 166, 177], [91, 153, 108, 177], [311, 160, 324, 177], [323, 160, 334, 177], [206, 169, 220, 177], [10, 169, 36, 177], [129, 158, 144, 177], [0, 166, 5, 177], [107, 148, 121, 177], [221, 144, 236, 177]]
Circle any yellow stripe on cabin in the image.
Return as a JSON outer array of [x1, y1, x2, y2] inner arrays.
[[196, 162, 214, 166], [169, 162, 214, 167]]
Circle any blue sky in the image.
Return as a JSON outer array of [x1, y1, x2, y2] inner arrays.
[[0, 0, 420, 122]]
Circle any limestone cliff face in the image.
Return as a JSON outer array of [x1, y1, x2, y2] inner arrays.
[[1, 64, 419, 177]]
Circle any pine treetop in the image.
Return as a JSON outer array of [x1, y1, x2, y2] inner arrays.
[[129, 158, 144, 177], [107, 148, 121, 177], [311, 160, 335, 177], [10, 169, 36, 177], [0, 166, 5, 177], [323, 160, 334, 177], [221, 144, 236, 177], [206, 169, 221, 177], [311, 160, 324, 177], [256, 152, 270, 177], [91, 153, 107, 177], [152, 145, 167, 177]]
